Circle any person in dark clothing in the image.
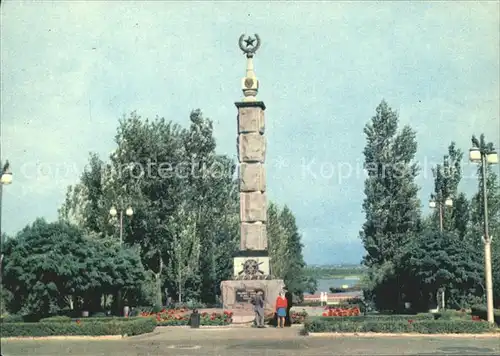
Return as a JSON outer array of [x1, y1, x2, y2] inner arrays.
[[251, 290, 265, 328], [284, 287, 293, 327]]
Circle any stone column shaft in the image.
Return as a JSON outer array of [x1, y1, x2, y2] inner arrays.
[[236, 102, 267, 254]]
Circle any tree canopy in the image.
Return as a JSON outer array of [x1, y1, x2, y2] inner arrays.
[[56, 110, 310, 305], [2, 219, 145, 319], [360, 100, 421, 310], [360, 101, 500, 312]]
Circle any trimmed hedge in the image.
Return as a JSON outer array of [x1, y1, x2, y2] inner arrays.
[[0, 317, 156, 337], [0, 314, 24, 323], [33, 314, 232, 327], [433, 310, 471, 321], [304, 317, 495, 334], [38, 316, 138, 323], [155, 317, 231, 326], [316, 313, 434, 322]]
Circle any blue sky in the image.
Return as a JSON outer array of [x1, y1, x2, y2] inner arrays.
[[1, 1, 499, 265]]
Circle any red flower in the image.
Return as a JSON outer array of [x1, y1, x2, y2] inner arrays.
[[76, 319, 81, 325], [408, 319, 414, 324]]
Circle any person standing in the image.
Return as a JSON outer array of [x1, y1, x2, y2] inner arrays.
[[284, 287, 293, 327], [275, 291, 288, 328], [252, 290, 265, 328]]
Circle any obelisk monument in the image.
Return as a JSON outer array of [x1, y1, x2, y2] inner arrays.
[[220, 34, 284, 315]]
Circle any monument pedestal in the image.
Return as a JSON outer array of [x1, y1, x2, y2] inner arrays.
[[220, 279, 285, 315]]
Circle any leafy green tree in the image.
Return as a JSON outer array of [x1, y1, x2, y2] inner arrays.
[[400, 230, 483, 310], [209, 156, 239, 301], [180, 110, 239, 303], [167, 203, 201, 303], [1, 219, 145, 319], [268, 203, 289, 279], [59, 153, 115, 238], [360, 100, 422, 311], [304, 277, 318, 295], [279, 206, 308, 295], [452, 193, 470, 239], [267, 203, 312, 298], [59, 110, 240, 305], [430, 142, 465, 232]]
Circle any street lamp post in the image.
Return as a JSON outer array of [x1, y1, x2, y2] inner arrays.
[[109, 205, 133, 316], [0, 160, 13, 268], [469, 137, 498, 325], [428, 195, 453, 232], [109, 206, 134, 245]]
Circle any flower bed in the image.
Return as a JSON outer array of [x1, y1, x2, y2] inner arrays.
[[322, 306, 361, 317], [265, 310, 309, 326], [139, 308, 233, 326], [0, 317, 156, 337], [303, 316, 496, 334]]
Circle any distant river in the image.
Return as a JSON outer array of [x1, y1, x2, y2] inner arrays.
[[306, 277, 361, 294]]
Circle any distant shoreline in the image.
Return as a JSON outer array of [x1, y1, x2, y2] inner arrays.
[[304, 266, 367, 280], [323, 275, 362, 280]]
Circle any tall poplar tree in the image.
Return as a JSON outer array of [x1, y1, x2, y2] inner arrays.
[[360, 100, 421, 311], [429, 142, 469, 237], [267, 203, 312, 298]]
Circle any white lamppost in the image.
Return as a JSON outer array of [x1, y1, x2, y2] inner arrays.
[[0, 160, 12, 268], [109, 205, 134, 316], [428, 195, 453, 232], [469, 137, 498, 325], [109, 206, 134, 244]]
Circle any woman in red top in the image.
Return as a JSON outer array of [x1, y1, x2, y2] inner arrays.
[[275, 291, 288, 328]]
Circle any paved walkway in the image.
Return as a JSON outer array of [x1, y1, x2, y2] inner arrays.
[[2, 326, 499, 355]]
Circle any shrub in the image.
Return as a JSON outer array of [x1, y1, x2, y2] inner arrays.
[[172, 301, 207, 310], [152, 304, 163, 313], [317, 313, 434, 322], [303, 317, 495, 334], [471, 306, 500, 325], [291, 310, 308, 324], [91, 312, 107, 318], [411, 320, 495, 334], [40, 316, 137, 323], [433, 310, 471, 321], [129, 306, 155, 317], [0, 314, 24, 323], [39, 316, 72, 322], [0, 317, 156, 337]]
